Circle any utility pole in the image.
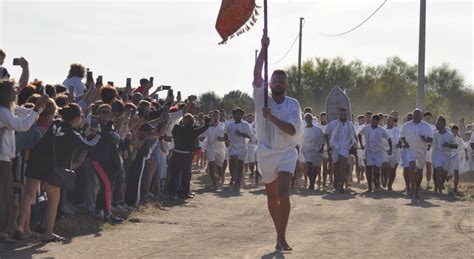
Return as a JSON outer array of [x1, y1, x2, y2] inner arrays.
[[417, 0, 426, 110], [298, 17, 304, 93]]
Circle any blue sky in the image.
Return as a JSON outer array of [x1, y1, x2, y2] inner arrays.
[[1, 0, 472, 99]]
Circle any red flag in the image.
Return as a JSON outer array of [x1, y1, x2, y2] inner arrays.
[[215, 0, 259, 44]]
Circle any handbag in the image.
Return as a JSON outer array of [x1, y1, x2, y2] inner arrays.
[[52, 125, 76, 190]]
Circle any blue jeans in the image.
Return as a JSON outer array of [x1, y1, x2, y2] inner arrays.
[[167, 151, 192, 195]]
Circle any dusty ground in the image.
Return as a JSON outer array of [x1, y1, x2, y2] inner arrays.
[[2, 169, 473, 259]]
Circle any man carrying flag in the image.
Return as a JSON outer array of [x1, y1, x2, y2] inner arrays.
[[253, 34, 303, 252]]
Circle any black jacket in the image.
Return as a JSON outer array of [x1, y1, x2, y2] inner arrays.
[[172, 124, 209, 152]]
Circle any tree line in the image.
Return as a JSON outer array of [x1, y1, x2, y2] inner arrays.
[[198, 56, 473, 122]]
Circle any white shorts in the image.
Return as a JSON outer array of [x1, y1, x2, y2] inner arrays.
[[401, 149, 409, 168], [206, 148, 225, 167], [449, 154, 460, 172], [331, 148, 350, 164], [426, 147, 433, 163], [298, 151, 305, 162], [244, 145, 257, 163], [229, 149, 247, 161], [406, 148, 426, 169], [357, 149, 365, 166], [432, 152, 450, 171], [365, 150, 383, 167], [384, 150, 400, 168], [303, 151, 321, 166], [257, 145, 298, 184]]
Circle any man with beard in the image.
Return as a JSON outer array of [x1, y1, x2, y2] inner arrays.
[[325, 107, 357, 193], [400, 109, 433, 198], [253, 34, 303, 251]]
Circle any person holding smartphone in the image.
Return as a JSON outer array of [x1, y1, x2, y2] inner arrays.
[[0, 49, 10, 79], [63, 63, 86, 102]]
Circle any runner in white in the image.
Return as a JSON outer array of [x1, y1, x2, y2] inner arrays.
[[204, 110, 226, 187], [358, 114, 392, 192], [447, 125, 468, 194], [319, 112, 332, 187], [325, 107, 357, 193], [355, 114, 366, 184], [400, 113, 413, 192], [400, 109, 433, 198], [224, 108, 254, 189], [301, 113, 325, 190], [244, 114, 260, 184], [383, 115, 402, 191], [431, 116, 458, 194], [253, 34, 303, 252], [423, 112, 436, 190]]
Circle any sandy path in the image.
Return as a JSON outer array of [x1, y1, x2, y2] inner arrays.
[[3, 170, 473, 258]]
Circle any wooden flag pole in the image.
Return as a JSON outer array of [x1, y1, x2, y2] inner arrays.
[[263, 0, 268, 108]]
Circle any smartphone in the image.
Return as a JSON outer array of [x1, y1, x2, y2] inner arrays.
[[149, 77, 154, 84], [126, 78, 131, 88], [124, 108, 133, 118], [161, 85, 171, 90], [111, 102, 119, 114], [107, 81, 114, 86], [96, 76, 103, 88], [87, 71, 94, 84], [90, 116, 99, 129], [13, 58, 21, 66]]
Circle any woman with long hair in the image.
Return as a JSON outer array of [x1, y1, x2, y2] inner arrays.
[[16, 103, 100, 242]]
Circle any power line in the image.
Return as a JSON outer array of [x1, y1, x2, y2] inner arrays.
[[319, 0, 387, 37], [271, 20, 305, 65]]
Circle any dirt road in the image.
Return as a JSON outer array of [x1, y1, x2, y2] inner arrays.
[[3, 170, 473, 258]]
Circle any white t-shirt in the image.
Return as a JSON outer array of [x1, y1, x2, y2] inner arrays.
[[63, 76, 85, 100], [432, 130, 457, 156], [253, 82, 303, 151], [384, 125, 400, 152], [225, 120, 253, 155], [325, 120, 356, 150], [359, 125, 390, 152], [205, 122, 226, 151], [400, 120, 433, 151], [301, 125, 325, 154]]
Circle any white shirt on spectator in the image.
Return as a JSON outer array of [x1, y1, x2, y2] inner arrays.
[[63, 76, 85, 101], [0, 106, 40, 161]]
